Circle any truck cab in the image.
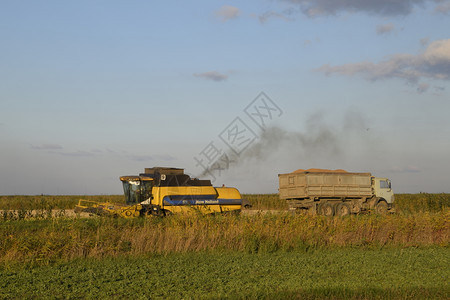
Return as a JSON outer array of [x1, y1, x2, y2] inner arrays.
[[372, 177, 395, 205]]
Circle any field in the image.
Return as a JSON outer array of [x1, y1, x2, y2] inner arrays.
[[1, 248, 448, 299], [1, 192, 449, 213], [0, 193, 449, 299]]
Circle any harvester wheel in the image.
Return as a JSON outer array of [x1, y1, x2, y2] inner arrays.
[[151, 206, 164, 217], [335, 202, 351, 216], [318, 202, 334, 216], [375, 200, 388, 215]]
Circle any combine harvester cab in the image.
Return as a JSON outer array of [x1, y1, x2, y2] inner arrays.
[[279, 168, 395, 216], [120, 167, 243, 216]]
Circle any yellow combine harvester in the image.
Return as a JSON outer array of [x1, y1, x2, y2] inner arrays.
[[75, 167, 245, 217]]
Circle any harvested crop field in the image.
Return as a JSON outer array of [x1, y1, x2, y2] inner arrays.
[[0, 193, 449, 299]]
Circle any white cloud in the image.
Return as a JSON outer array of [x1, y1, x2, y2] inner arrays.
[[49, 150, 97, 157], [435, 1, 450, 13], [31, 144, 101, 157], [128, 154, 175, 162], [282, 0, 444, 17], [194, 71, 228, 82], [376, 23, 395, 35], [215, 5, 240, 22], [256, 1, 446, 24], [258, 10, 294, 23], [420, 37, 430, 46], [315, 39, 450, 92], [423, 39, 450, 67], [417, 82, 430, 93], [36, 145, 176, 161], [31, 144, 63, 150], [434, 85, 445, 92], [389, 166, 421, 173]]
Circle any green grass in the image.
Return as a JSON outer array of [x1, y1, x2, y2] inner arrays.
[[1, 248, 448, 299]]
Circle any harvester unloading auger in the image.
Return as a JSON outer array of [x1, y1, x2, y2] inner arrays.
[[75, 167, 245, 217]]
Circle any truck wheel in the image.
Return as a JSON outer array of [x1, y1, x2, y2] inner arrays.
[[335, 203, 351, 216], [375, 200, 388, 215], [318, 202, 334, 216]]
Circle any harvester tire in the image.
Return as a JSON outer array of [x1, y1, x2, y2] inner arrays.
[[151, 206, 164, 217]]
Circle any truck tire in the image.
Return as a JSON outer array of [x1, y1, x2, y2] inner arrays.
[[335, 202, 351, 216], [375, 200, 388, 215], [318, 202, 334, 216]]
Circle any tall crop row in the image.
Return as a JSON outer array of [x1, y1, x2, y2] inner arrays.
[[394, 193, 450, 213], [0, 195, 124, 210], [0, 193, 448, 213], [0, 211, 448, 265], [244, 193, 450, 213]]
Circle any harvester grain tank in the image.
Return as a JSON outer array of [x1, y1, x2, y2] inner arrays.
[[76, 167, 244, 217], [278, 169, 394, 215]]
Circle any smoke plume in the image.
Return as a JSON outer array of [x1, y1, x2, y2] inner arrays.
[[201, 109, 377, 189]]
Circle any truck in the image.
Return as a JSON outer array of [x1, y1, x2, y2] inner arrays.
[[278, 168, 394, 216], [76, 167, 244, 217]]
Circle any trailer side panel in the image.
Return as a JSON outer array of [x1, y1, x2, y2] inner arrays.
[[279, 171, 373, 200]]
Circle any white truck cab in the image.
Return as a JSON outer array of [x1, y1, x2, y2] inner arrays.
[[373, 177, 395, 205]]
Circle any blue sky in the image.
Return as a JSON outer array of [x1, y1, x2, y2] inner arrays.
[[1, 0, 450, 195]]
